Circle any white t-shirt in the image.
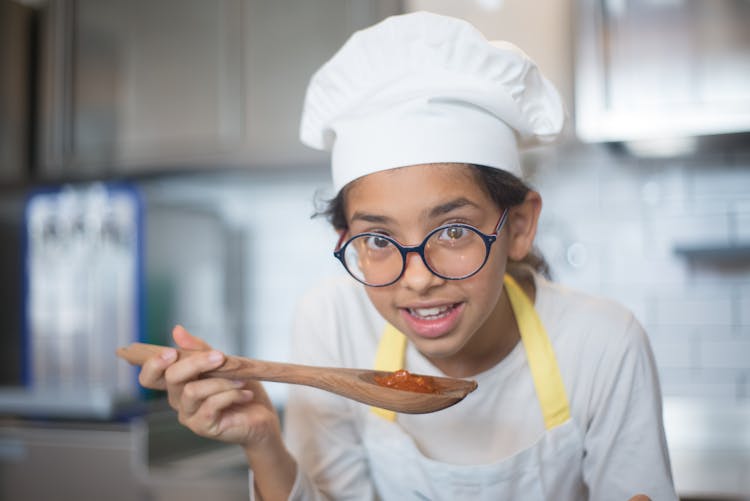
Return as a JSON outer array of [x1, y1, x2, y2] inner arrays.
[[280, 273, 676, 500]]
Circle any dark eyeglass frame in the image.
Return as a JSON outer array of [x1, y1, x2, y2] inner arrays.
[[333, 208, 509, 287]]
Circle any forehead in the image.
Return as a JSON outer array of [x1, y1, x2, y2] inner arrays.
[[344, 163, 492, 218]]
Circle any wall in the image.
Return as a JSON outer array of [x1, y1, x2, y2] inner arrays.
[[141, 169, 341, 405], [530, 143, 750, 405]]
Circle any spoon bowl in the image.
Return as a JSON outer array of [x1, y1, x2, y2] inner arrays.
[[356, 371, 479, 405], [116, 343, 478, 414]]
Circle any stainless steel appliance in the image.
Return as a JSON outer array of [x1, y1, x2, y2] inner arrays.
[[9, 182, 146, 418], [575, 0, 750, 144], [0, 179, 247, 420]]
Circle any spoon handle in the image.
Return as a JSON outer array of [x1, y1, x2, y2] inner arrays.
[[116, 342, 347, 386]]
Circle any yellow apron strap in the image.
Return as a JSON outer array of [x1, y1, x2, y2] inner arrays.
[[371, 274, 570, 429], [371, 323, 407, 421], [504, 274, 571, 429]]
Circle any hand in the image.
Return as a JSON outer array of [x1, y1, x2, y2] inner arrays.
[[137, 325, 282, 449]]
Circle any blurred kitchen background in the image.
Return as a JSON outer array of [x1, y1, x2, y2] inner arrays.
[[0, 0, 748, 499]]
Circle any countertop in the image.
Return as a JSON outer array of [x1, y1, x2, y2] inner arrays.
[[663, 398, 750, 500]]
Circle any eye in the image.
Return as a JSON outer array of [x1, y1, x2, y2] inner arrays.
[[365, 235, 392, 250], [438, 225, 467, 241]]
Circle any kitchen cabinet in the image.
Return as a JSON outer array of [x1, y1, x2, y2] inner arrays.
[[0, 0, 33, 184], [0, 193, 25, 387], [37, 0, 401, 178]]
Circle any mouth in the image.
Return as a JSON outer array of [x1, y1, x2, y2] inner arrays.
[[400, 302, 464, 339], [407, 303, 460, 320]]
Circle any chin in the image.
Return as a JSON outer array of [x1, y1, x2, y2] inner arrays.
[[411, 336, 465, 361]]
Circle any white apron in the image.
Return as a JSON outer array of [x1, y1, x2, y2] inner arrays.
[[363, 275, 586, 500]]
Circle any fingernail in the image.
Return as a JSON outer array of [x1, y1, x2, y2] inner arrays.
[[231, 380, 245, 388], [240, 390, 254, 401], [208, 351, 223, 363], [161, 349, 177, 362]]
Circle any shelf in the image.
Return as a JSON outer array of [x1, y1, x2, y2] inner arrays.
[[673, 243, 750, 264]]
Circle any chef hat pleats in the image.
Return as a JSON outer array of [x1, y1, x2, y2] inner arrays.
[[300, 11, 566, 192]]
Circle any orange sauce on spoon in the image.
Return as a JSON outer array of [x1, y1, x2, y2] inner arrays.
[[374, 369, 438, 394]]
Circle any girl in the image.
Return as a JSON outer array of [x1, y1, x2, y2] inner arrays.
[[137, 12, 677, 501]]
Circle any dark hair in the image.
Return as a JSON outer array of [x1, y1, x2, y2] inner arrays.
[[469, 165, 551, 281], [314, 164, 551, 280]]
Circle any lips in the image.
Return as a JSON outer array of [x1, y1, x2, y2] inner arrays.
[[400, 302, 464, 339]]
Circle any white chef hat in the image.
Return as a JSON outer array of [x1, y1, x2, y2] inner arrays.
[[299, 11, 566, 192]]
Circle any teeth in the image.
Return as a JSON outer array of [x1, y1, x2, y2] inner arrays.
[[410, 305, 451, 319]]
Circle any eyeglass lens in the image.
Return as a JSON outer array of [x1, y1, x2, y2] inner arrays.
[[342, 225, 488, 286]]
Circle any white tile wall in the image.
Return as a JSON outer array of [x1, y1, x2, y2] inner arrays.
[[741, 294, 750, 326], [535, 143, 750, 405], [218, 173, 341, 404], [654, 296, 734, 326], [700, 338, 750, 370], [143, 169, 341, 405]]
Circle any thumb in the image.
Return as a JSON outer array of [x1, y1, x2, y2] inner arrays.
[[172, 324, 212, 351]]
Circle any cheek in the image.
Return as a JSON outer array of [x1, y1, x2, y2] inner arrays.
[[364, 287, 394, 315], [483, 238, 509, 279], [462, 247, 507, 304], [465, 271, 504, 306]]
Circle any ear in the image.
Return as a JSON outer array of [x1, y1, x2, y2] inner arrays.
[[506, 191, 542, 261]]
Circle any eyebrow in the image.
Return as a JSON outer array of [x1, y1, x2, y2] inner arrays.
[[349, 211, 394, 225], [349, 198, 479, 225], [427, 198, 479, 218]]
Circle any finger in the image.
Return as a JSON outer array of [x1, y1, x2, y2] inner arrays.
[[183, 389, 255, 438], [180, 378, 246, 416], [172, 324, 212, 351], [162, 350, 225, 409], [164, 349, 226, 387], [137, 348, 178, 390]]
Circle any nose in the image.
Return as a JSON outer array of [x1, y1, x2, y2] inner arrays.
[[399, 251, 443, 292]]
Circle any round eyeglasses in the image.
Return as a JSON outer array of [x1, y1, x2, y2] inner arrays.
[[333, 209, 509, 287]]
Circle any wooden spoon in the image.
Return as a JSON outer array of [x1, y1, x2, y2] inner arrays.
[[117, 343, 478, 414]]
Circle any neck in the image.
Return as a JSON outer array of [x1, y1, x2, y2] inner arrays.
[[428, 275, 536, 378]]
